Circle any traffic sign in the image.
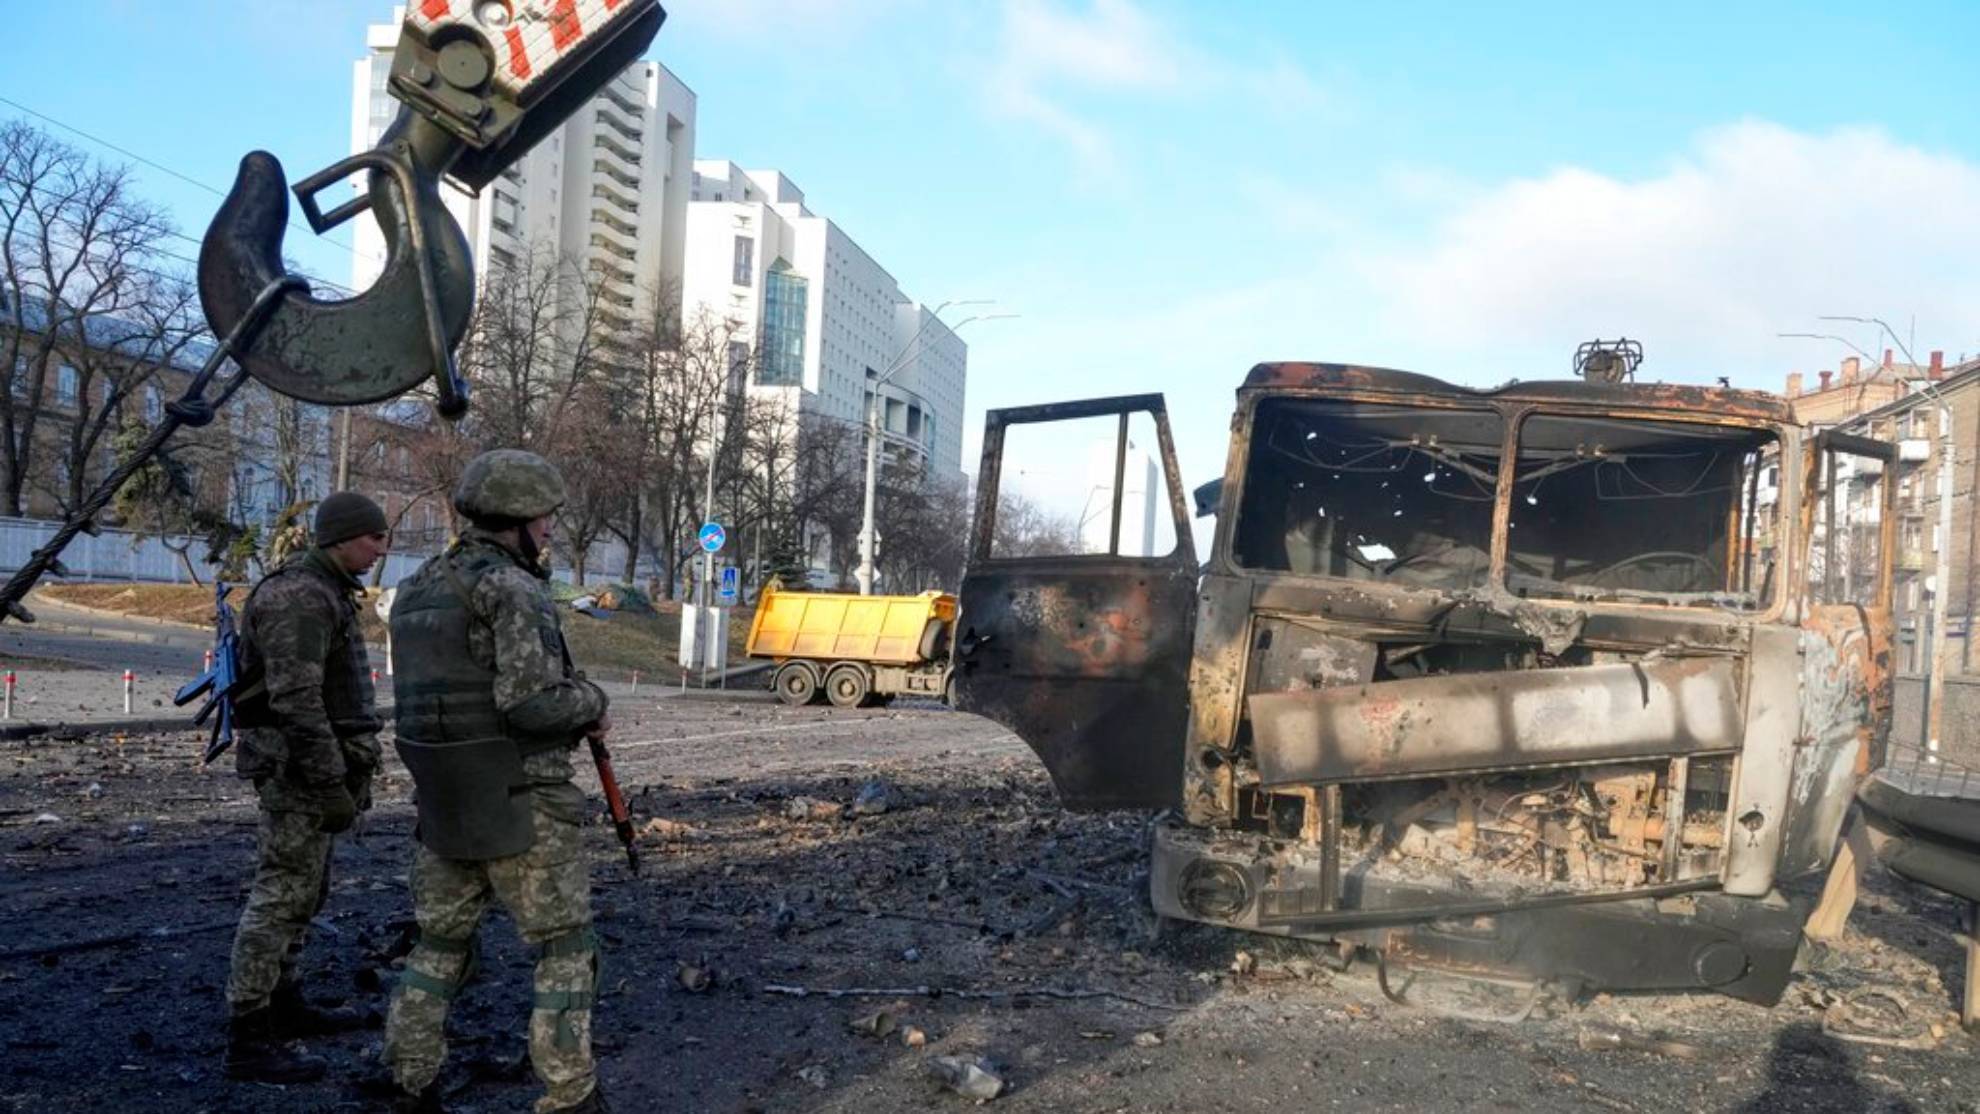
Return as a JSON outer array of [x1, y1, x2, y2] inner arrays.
[[698, 522, 726, 553], [718, 566, 739, 605]]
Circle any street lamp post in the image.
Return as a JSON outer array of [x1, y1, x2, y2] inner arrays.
[[855, 304, 1014, 595]]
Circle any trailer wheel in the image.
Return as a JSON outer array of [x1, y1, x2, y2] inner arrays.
[[774, 661, 822, 706], [824, 662, 871, 708]]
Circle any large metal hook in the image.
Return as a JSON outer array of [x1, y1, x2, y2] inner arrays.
[[197, 110, 476, 418]]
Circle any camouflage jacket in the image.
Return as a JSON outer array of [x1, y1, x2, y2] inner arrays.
[[452, 528, 606, 747], [236, 546, 381, 788]]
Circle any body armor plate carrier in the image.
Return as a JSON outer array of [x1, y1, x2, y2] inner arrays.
[[392, 545, 548, 860]]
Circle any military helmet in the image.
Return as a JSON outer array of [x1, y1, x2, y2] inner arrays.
[[453, 449, 567, 523]]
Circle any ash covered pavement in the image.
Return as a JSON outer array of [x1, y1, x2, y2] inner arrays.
[[2, 696, 1977, 1113]]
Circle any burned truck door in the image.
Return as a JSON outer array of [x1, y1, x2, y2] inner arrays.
[[954, 394, 1199, 810]]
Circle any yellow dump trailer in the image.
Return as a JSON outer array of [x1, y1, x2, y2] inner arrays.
[[746, 583, 957, 707]]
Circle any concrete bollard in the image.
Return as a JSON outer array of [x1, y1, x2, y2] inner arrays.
[[3, 670, 13, 720], [631, 670, 640, 695], [203, 649, 215, 673], [122, 669, 134, 715]]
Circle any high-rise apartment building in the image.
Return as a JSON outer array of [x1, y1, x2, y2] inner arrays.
[[349, 8, 696, 338], [682, 161, 966, 485]]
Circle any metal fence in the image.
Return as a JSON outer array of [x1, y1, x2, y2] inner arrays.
[[0, 516, 642, 589]]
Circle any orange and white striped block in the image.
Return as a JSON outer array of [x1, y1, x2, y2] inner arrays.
[[407, 0, 650, 101]]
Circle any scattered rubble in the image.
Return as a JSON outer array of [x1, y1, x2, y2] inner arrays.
[[782, 796, 842, 822], [1575, 1025, 1706, 1059], [927, 1055, 1006, 1101], [851, 778, 896, 816], [638, 817, 700, 843], [1, 708, 1976, 1112], [848, 1008, 898, 1038], [675, 960, 714, 993]]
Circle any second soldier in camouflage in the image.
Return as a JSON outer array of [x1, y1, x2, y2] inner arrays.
[[383, 449, 613, 1114], [224, 492, 392, 1085]]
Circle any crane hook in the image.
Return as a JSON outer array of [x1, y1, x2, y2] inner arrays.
[[197, 109, 476, 418]]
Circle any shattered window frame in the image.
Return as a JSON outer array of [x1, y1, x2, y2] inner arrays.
[[1223, 393, 1788, 616], [1226, 397, 1507, 591], [1502, 409, 1782, 613]]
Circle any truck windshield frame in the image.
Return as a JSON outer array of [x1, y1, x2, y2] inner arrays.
[[1228, 396, 1783, 614], [1504, 411, 1780, 612]]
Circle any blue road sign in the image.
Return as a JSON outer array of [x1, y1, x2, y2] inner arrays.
[[719, 566, 739, 604], [698, 522, 726, 553]]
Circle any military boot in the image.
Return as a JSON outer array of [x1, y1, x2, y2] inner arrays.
[[268, 983, 376, 1037], [224, 1007, 328, 1084], [546, 1083, 610, 1113]]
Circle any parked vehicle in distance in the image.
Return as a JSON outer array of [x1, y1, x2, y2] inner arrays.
[[952, 360, 1896, 1006], [747, 582, 956, 707]]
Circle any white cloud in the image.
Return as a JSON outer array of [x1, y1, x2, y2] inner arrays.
[[983, 0, 1330, 177], [966, 121, 1980, 492], [1360, 121, 1980, 384], [1000, 0, 1185, 92]]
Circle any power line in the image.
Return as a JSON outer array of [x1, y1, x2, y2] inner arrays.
[[0, 93, 384, 274]]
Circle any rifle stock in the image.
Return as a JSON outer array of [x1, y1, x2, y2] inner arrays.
[[588, 735, 639, 874]]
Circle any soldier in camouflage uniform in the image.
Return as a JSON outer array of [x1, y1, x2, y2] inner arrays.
[[383, 450, 612, 1114], [224, 492, 392, 1084]]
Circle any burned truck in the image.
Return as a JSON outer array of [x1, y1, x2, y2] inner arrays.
[[953, 362, 1893, 1004]]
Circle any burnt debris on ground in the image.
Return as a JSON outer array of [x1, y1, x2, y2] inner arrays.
[[2, 700, 1977, 1112]]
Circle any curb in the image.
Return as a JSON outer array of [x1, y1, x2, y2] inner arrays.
[[26, 592, 214, 634], [0, 714, 198, 740]]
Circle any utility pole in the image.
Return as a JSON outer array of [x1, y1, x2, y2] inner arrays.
[[856, 304, 1014, 595], [336, 407, 352, 489]]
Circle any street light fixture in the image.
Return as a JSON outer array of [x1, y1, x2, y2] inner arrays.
[[856, 305, 1017, 595]]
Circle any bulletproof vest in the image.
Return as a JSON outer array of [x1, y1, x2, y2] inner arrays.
[[391, 543, 541, 860]]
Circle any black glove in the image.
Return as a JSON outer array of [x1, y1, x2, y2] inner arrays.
[[341, 735, 380, 813], [314, 784, 358, 833]]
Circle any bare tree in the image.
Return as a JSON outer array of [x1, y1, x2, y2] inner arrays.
[[50, 274, 202, 514], [642, 307, 751, 598], [0, 120, 183, 516], [992, 490, 1081, 558], [458, 245, 613, 450]]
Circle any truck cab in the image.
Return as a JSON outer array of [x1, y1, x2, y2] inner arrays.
[[953, 362, 1894, 1004]]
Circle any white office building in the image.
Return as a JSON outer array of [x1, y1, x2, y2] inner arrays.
[[682, 161, 967, 488], [349, 9, 696, 337]]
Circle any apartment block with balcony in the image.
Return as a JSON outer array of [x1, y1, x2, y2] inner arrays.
[[682, 161, 966, 484], [349, 9, 696, 341], [1830, 351, 1980, 675]]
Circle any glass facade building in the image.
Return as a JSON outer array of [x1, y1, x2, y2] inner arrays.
[[759, 265, 807, 387]]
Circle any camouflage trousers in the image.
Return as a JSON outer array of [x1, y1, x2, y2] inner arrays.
[[226, 783, 334, 1014], [385, 783, 597, 1113]]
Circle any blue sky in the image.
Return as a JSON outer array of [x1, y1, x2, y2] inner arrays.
[[5, 1, 1978, 499]]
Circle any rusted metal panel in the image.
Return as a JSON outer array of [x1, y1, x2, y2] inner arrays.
[[1181, 575, 1251, 826], [1778, 606, 1884, 880], [1248, 657, 1741, 785], [1723, 624, 1803, 896], [955, 392, 1199, 811], [955, 562, 1197, 810], [1247, 618, 1379, 692], [1238, 362, 1795, 424]]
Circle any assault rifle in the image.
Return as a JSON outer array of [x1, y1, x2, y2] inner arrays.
[[173, 582, 254, 764], [590, 734, 639, 875]]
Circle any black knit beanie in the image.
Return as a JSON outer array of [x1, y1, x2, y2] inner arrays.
[[315, 492, 389, 547]]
